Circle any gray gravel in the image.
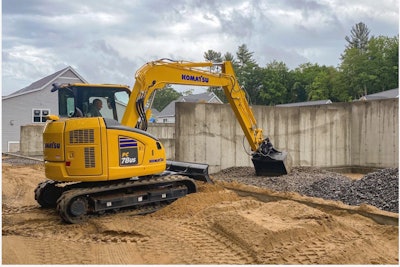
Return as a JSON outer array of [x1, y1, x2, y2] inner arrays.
[[2, 156, 43, 166], [212, 167, 399, 213]]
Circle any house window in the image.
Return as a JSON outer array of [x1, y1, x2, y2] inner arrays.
[[32, 109, 50, 123]]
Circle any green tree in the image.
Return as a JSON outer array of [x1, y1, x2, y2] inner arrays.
[[341, 24, 398, 99], [203, 50, 222, 62], [364, 35, 399, 92], [234, 45, 263, 105], [259, 61, 292, 105], [291, 63, 322, 102], [152, 85, 181, 112], [345, 22, 370, 51], [307, 67, 338, 101], [236, 44, 257, 67], [223, 52, 235, 62], [341, 22, 374, 99]]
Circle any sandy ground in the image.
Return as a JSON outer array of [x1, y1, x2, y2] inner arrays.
[[2, 163, 399, 264]]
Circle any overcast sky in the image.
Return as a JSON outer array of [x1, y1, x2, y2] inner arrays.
[[2, 0, 399, 96]]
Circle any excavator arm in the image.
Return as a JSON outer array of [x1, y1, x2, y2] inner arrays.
[[122, 59, 289, 176]]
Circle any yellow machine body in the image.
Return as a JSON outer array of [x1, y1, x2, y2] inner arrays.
[[44, 59, 289, 184], [43, 117, 166, 182], [36, 59, 289, 223]]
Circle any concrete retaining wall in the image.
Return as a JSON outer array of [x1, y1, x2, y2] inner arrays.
[[146, 123, 175, 160], [175, 99, 398, 173], [19, 99, 398, 174], [20, 124, 45, 156]]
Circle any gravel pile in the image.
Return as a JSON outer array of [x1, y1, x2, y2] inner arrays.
[[2, 156, 43, 166], [212, 167, 399, 213]]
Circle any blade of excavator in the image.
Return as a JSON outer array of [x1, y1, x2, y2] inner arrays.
[[166, 160, 213, 184], [251, 150, 291, 176]]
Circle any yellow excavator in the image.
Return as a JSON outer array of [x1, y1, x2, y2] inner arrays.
[[35, 59, 289, 223]]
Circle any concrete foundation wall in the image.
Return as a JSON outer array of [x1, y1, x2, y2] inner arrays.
[[18, 99, 398, 174], [20, 124, 45, 156], [146, 123, 175, 160], [351, 100, 399, 168], [175, 99, 398, 173]]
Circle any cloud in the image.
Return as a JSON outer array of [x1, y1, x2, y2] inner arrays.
[[2, 0, 398, 95]]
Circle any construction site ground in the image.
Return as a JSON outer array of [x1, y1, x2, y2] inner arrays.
[[2, 160, 399, 265]]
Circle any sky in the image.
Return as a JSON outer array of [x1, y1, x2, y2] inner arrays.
[[2, 0, 399, 96]]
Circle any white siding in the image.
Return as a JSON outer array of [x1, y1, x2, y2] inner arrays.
[[2, 74, 84, 152]]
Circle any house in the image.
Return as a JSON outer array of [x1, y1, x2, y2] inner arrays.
[[155, 92, 223, 123], [276, 99, 332, 107], [149, 108, 160, 123], [359, 88, 399, 101], [2, 66, 87, 152]]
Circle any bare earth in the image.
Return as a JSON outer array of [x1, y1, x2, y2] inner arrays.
[[2, 163, 398, 264]]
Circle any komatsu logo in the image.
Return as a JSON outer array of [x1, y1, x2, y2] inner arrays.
[[44, 142, 60, 149], [182, 74, 209, 83]]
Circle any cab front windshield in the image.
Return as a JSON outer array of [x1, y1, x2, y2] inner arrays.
[[58, 85, 130, 123]]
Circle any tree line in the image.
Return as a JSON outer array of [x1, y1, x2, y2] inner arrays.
[[153, 22, 398, 111]]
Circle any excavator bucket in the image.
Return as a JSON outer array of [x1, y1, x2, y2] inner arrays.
[[251, 150, 290, 176], [166, 160, 213, 184]]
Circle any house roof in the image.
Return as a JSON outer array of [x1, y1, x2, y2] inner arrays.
[[157, 92, 222, 118], [3, 66, 87, 99], [151, 108, 160, 116], [276, 99, 332, 107], [180, 92, 222, 103], [359, 88, 399, 101]]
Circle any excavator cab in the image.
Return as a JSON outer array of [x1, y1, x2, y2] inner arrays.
[[53, 83, 131, 122]]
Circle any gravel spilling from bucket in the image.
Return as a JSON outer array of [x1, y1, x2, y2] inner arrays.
[[212, 167, 399, 213]]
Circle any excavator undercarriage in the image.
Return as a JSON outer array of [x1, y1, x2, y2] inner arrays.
[[35, 168, 207, 224]]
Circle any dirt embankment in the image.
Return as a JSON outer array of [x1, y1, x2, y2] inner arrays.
[[2, 163, 399, 264]]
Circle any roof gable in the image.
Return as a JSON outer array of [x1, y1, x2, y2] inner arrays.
[[3, 66, 87, 99]]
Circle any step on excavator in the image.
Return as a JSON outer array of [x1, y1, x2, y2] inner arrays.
[[35, 59, 290, 223]]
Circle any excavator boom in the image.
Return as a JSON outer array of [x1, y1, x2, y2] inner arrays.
[[121, 59, 290, 176]]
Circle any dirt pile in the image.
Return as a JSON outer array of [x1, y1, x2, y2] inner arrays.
[[2, 162, 399, 264]]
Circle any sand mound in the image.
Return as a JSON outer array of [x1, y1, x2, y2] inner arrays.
[[2, 164, 398, 264]]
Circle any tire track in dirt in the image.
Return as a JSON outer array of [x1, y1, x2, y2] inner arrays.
[[170, 221, 257, 264]]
